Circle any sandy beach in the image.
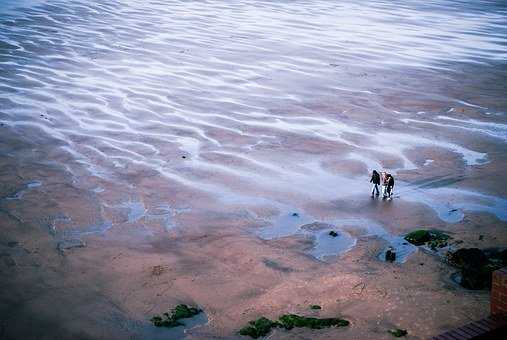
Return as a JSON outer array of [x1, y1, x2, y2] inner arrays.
[[1, 0, 507, 339]]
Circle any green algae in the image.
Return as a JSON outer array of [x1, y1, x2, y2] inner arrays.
[[151, 304, 202, 328], [278, 314, 349, 330], [239, 313, 349, 338], [239, 317, 280, 338], [404, 229, 449, 249], [388, 328, 408, 337]]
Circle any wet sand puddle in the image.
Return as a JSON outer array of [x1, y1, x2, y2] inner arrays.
[[1, 0, 507, 338], [256, 205, 418, 263]]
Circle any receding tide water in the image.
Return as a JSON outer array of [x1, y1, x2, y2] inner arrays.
[[1, 0, 506, 339]]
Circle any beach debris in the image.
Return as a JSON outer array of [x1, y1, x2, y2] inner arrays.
[[388, 328, 408, 337], [57, 239, 86, 253], [404, 229, 450, 249], [385, 247, 396, 262], [310, 305, 322, 310], [151, 265, 165, 276], [151, 304, 202, 328], [239, 314, 349, 338], [447, 248, 507, 290], [353, 282, 366, 295], [328, 230, 338, 237]]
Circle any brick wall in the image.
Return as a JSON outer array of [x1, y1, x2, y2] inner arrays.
[[491, 267, 507, 316]]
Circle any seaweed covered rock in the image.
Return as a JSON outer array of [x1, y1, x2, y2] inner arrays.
[[404, 229, 449, 249], [239, 313, 349, 338], [388, 328, 408, 337], [239, 317, 280, 339], [448, 248, 507, 290], [310, 305, 322, 310], [278, 314, 349, 330], [151, 304, 202, 328]]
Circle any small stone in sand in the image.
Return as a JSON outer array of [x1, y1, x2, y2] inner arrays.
[[329, 231, 338, 237], [310, 305, 322, 310], [388, 328, 408, 337]]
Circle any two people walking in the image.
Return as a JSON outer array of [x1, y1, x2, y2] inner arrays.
[[370, 170, 394, 199]]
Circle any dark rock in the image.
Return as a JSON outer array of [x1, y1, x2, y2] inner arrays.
[[7, 241, 18, 248], [388, 328, 408, 337], [291, 212, 299, 217], [448, 248, 487, 268], [479, 235, 484, 241], [151, 304, 202, 328], [385, 248, 396, 262], [448, 248, 507, 290], [310, 305, 321, 310], [328, 231, 338, 237]]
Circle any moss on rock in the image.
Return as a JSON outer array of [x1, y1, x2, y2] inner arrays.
[[239, 313, 349, 338], [239, 317, 280, 339], [278, 314, 349, 330], [404, 229, 449, 248], [151, 304, 202, 328]]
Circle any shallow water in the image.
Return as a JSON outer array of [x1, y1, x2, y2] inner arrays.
[[1, 0, 507, 257]]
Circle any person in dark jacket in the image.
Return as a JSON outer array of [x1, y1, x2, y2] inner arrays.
[[386, 173, 395, 199], [370, 170, 380, 197]]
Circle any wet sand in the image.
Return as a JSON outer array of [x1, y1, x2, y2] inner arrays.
[[1, 0, 507, 339]]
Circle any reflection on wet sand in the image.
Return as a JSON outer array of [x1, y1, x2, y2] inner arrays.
[[1, 0, 507, 339]]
